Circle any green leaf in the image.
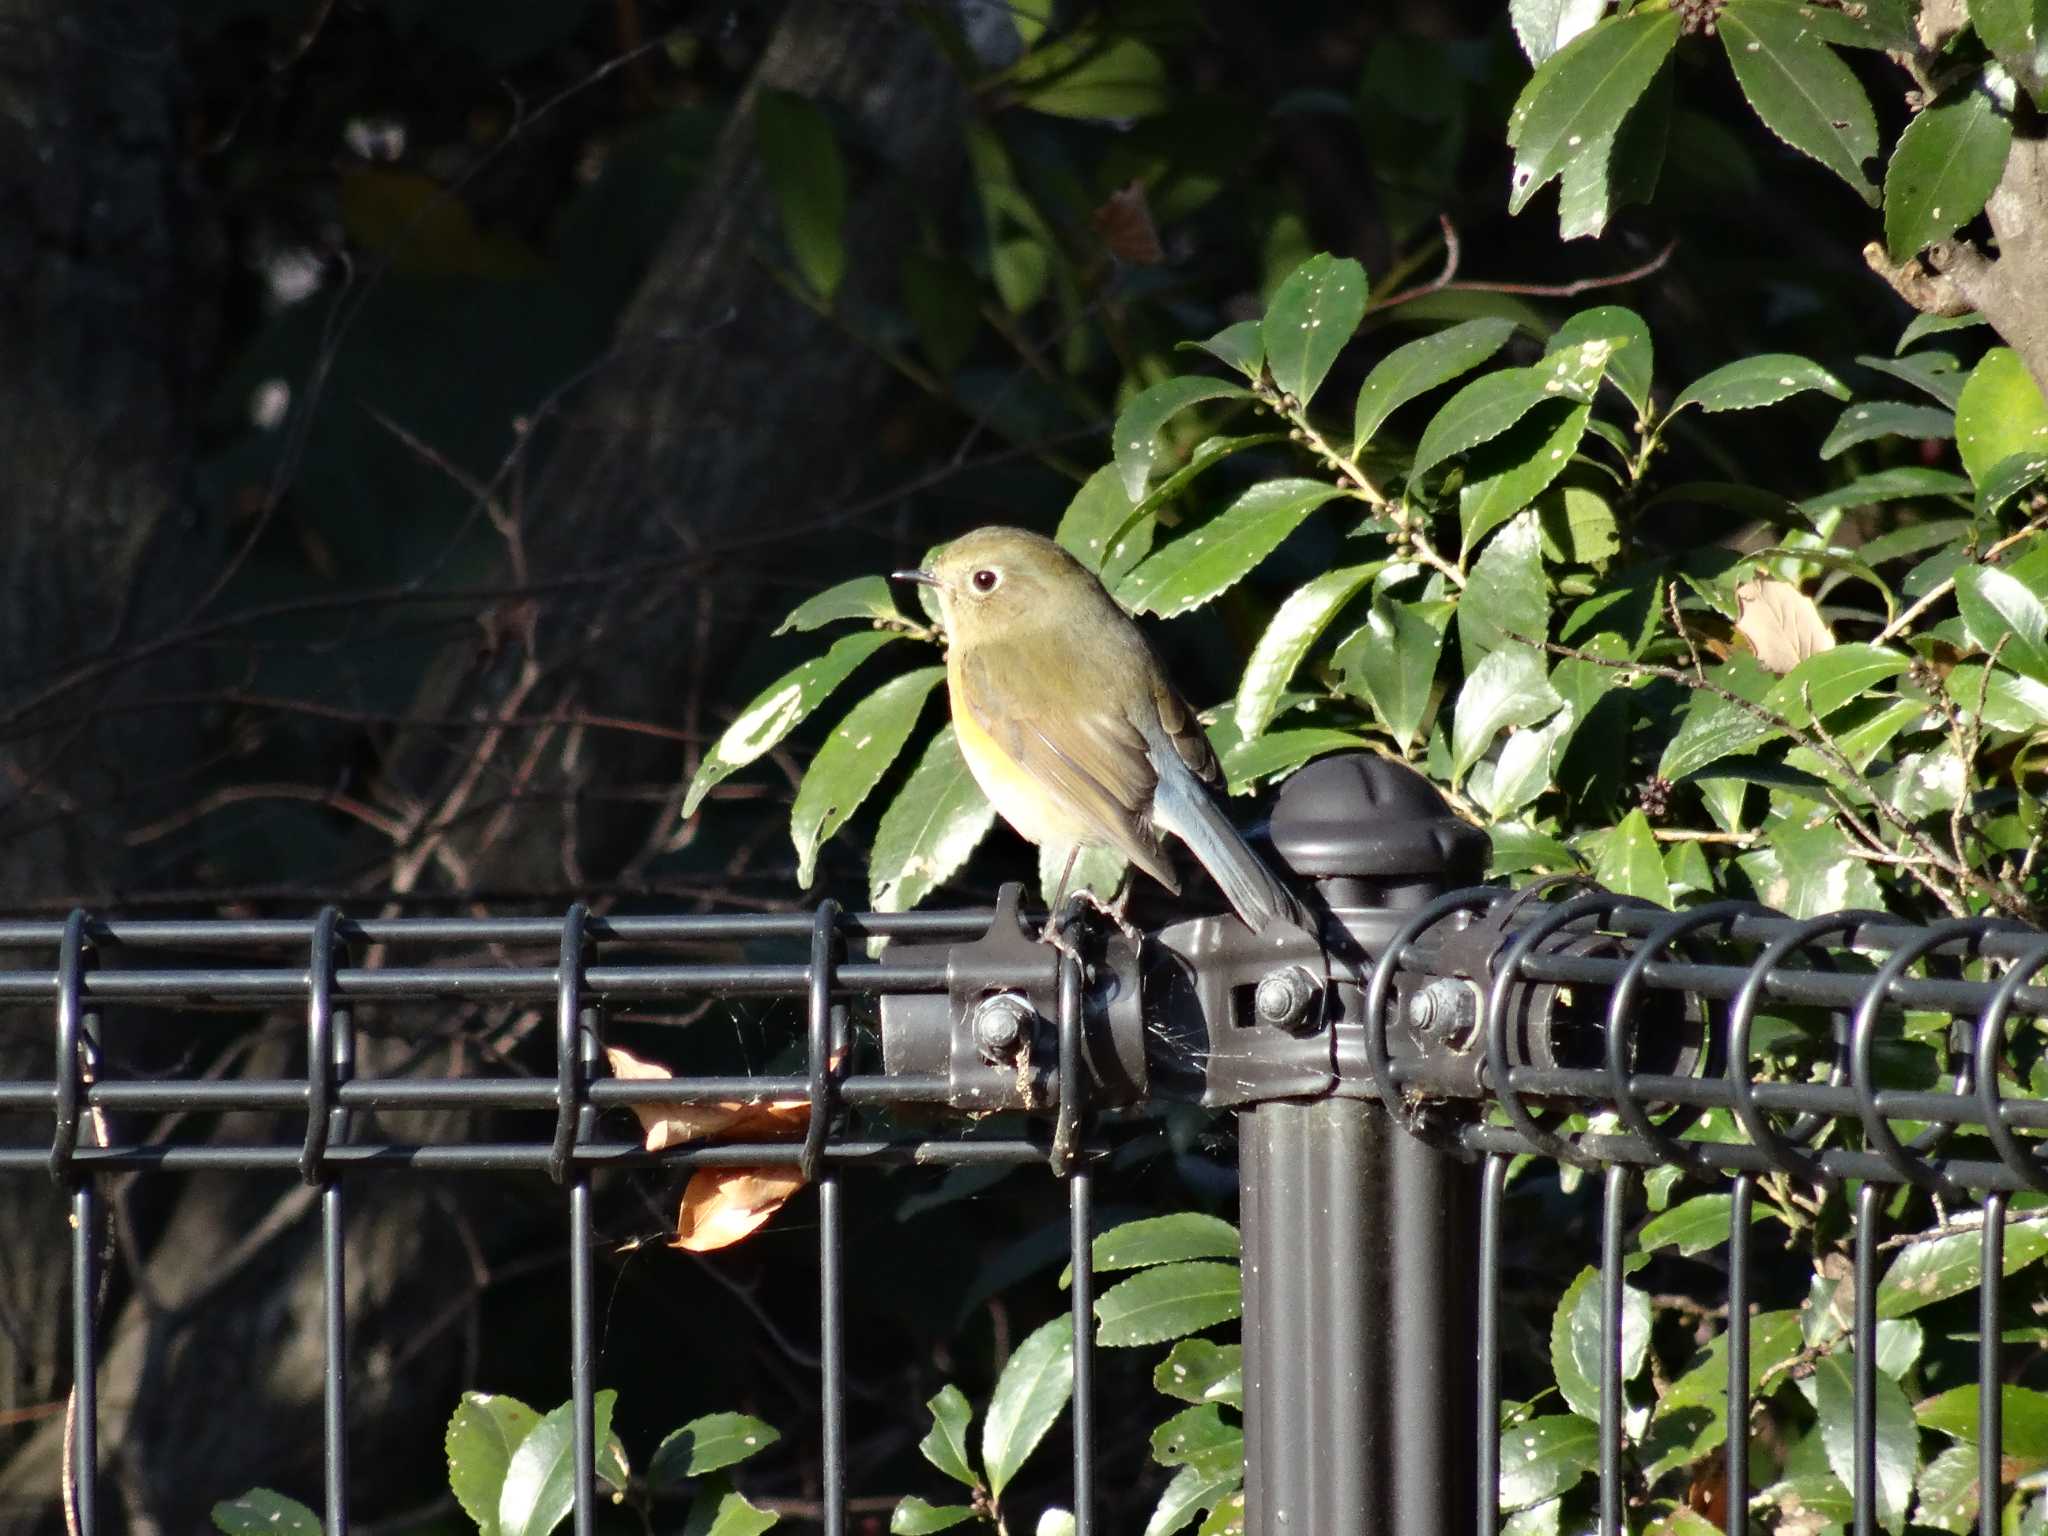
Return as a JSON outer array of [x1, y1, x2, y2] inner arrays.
[[1912, 1443, 1982, 1533], [1459, 401, 1592, 555], [1665, 644, 1910, 783], [1195, 1490, 1245, 1536], [889, 1497, 977, 1534], [1978, 449, 2048, 515], [212, 1491, 322, 1536], [1552, 305, 1653, 421], [1117, 479, 1345, 618], [1151, 1404, 1243, 1473], [1956, 346, 2048, 486], [1670, 353, 1850, 415], [1585, 808, 1671, 906], [1505, 11, 1683, 215], [756, 91, 846, 300], [1719, 0, 1879, 203], [1070, 1214, 1242, 1287], [1510, 0, 1611, 65], [649, 1413, 782, 1490], [1010, 35, 1169, 120], [983, 1317, 1074, 1498], [1451, 646, 1563, 781], [1538, 485, 1621, 565], [1185, 320, 1264, 380], [1217, 727, 1370, 793], [498, 1391, 617, 1536], [1497, 1416, 1599, 1513], [1548, 1266, 1653, 1423], [1898, 310, 1988, 350], [1969, 0, 2048, 106], [1880, 1219, 2048, 1318], [1057, 466, 1141, 576], [1955, 563, 2048, 684], [1799, 465, 1974, 517], [1154, 1341, 1243, 1408], [1657, 655, 1777, 780], [776, 576, 904, 635], [1145, 1462, 1241, 1536], [682, 1478, 780, 1536], [1352, 317, 1519, 452], [1261, 253, 1369, 407], [1807, 1352, 1913, 1532], [1555, 60, 1673, 239], [683, 631, 901, 817], [1883, 79, 2014, 261], [448, 1392, 543, 1536], [1039, 841, 1125, 909], [1739, 814, 1886, 917], [1819, 400, 1956, 459], [1236, 564, 1381, 737], [1930, 661, 2048, 731], [868, 726, 997, 913], [791, 668, 943, 886], [1640, 1193, 1770, 1257], [1112, 377, 1255, 503], [1461, 510, 1549, 667], [901, 248, 983, 375], [1918, 1384, 2048, 1461], [1095, 1261, 1242, 1348], [1333, 596, 1450, 750], [917, 1385, 979, 1489], [1860, 348, 1970, 407], [1414, 355, 1609, 481]]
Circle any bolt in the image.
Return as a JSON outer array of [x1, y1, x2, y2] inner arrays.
[[1253, 965, 1319, 1031], [973, 992, 1036, 1064], [1407, 977, 1477, 1050]]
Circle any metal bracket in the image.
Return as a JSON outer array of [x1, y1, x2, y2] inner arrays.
[[1144, 910, 1333, 1108], [878, 884, 1146, 1113]]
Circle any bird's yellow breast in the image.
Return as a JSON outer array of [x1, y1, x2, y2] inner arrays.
[[948, 656, 1089, 852]]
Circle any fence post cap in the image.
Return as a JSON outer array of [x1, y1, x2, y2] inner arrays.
[[1265, 751, 1488, 881]]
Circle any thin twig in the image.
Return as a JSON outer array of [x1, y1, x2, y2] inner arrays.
[[1374, 240, 1677, 312]]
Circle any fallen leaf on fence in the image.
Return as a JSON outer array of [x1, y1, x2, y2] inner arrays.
[[1735, 578, 1834, 673], [605, 1045, 817, 1252]]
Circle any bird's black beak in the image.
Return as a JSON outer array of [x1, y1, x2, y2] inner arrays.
[[893, 568, 941, 588]]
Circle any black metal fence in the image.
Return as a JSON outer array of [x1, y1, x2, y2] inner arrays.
[[4, 754, 2047, 1536]]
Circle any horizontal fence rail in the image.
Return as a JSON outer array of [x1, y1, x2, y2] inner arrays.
[[4, 849, 2047, 1534]]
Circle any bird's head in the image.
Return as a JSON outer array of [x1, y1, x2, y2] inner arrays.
[[894, 526, 1096, 646]]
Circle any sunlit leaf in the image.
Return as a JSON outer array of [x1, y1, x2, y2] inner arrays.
[[1451, 646, 1563, 781], [1154, 1340, 1243, 1408], [1548, 1266, 1652, 1422], [1883, 78, 2013, 261], [868, 726, 997, 912], [1955, 563, 2048, 684], [1955, 346, 2048, 486], [1095, 1261, 1242, 1348], [1117, 479, 1344, 618], [1669, 353, 1849, 415], [791, 668, 943, 886], [1510, 0, 1610, 64], [498, 1391, 618, 1536], [1352, 317, 1518, 452], [212, 1491, 321, 1536], [1261, 253, 1368, 407], [890, 1496, 977, 1534], [1333, 597, 1450, 750], [1819, 400, 1956, 459], [983, 1318, 1074, 1497], [1112, 376, 1255, 502], [1504, 11, 1682, 215], [650, 1414, 782, 1489], [448, 1392, 542, 1536], [1969, 0, 2048, 105], [917, 1385, 979, 1489], [1235, 564, 1381, 737], [1719, 0, 1879, 203], [1497, 1416, 1598, 1512]]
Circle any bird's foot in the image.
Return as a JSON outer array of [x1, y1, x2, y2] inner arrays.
[[1073, 886, 1144, 949], [1034, 913, 1085, 967]]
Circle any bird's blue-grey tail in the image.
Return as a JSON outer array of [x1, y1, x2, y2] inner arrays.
[[1150, 755, 1308, 934]]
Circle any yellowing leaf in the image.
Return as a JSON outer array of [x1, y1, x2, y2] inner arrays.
[[1734, 578, 1835, 673]]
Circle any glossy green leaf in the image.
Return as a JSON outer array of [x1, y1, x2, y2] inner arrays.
[[1807, 1352, 1913, 1531], [212, 1491, 321, 1536], [1883, 80, 2013, 261], [756, 91, 846, 300], [1459, 400, 1592, 555], [1931, 661, 2048, 731], [1799, 465, 1974, 517], [776, 576, 904, 635], [1352, 317, 1519, 452], [1414, 348, 1610, 480], [1819, 400, 1956, 459], [1505, 12, 1682, 215], [1069, 1213, 1241, 1286], [683, 631, 900, 817], [1548, 1266, 1652, 1423], [1552, 305, 1653, 420], [1010, 34, 1169, 120], [1917, 1384, 2048, 1461], [1670, 353, 1850, 415], [1095, 1261, 1242, 1349], [1058, 465, 1142, 576], [1538, 485, 1621, 565], [1956, 346, 2048, 486], [1497, 1416, 1599, 1513], [1898, 310, 1988, 350], [1860, 348, 1969, 407], [498, 1391, 617, 1536], [1969, 0, 2048, 105], [1333, 597, 1450, 750], [1955, 563, 2048, 683], [1737, 0, 1915, 48], [1146, 1462, 1241, 1536], [1151, 1404, 1243, 1473], [447, 1392, 543, 1536], [650, 1413, 782, 1490], [1474, 703, 1574, 818], [982, 1317, 1073, 1498], [1585, 808, 1670, 905], [1878, 1217, 2048, 1317], [1556, 59, 1672, 239], [1117, 479, 1344, 618], [1979, 449, 2048, 514], [1155, 1340, 1243, 1408], [1236, 564, 1381, 737], [1184, 320, 1264, 380], [1719, 1, 1879, 203], [1739, 815, 1886, 918], [682, 1479, 779, 1536], [1461, 511, 1550, 666], [1038, 841, 1125, 909], [1262, 253, 1368, 407], [1218, 727, 1370, 793], [1510, 0, 1610, 65], [1656, 656, 1777, 781], [1912, 1443, 1981, 1533], [917, 1385, 979, 1489], [1640, 1193, 1770, 1257], [1451, 646, 1563, 780], [868, 726, 997, 913], [1112, 377, 1254, 502], [889, 1496, 977, 1534], [791, 668, 943, 886]]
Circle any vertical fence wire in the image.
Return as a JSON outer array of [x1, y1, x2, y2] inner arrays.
[[1852, 1179, 1883, 1536], [306, 907, 352, 1535], [808, 902, 847, 1536], [1726, 1173, 1753, 1535], [1598, 1166, 1630, 1536], [1059, 949, 1095, 1535], [1980, 1190, 2007, 1536], [555, 904, 598, 1536], [1477, 1152, 1508, 1536], [54, 909, 98, 1536]]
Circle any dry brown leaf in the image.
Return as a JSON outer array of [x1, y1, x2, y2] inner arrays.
[[1734, 577, 1834, 673], [672, 1167, 808, 1252], [605, 1044, 810, 1151], [1091, 179, 1163, 266]]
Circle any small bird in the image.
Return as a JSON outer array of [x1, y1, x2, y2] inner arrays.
[[895, 526, 1305, 936]]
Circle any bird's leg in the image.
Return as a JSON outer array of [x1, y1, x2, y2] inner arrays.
[[1037, 846, 1083, 957], [1074, 875, 1144, 949]]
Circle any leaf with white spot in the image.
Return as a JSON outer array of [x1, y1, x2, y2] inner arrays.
[[1719, 0, 1879, 203], [1505, 11, 1681, 215], [791, 668, 944, 886], [1819, 400, 1956, 459], [1261, 253, 1368, 407], [1112, 376, 1253, 503], [1669, 354, 1849, 415], [1235, 564, 1383, 738], [1883, 76, 2013, 262], [1116, 479, 1345, 617], [869, 726, 997, 913], [1352, 317, 1520, 453]]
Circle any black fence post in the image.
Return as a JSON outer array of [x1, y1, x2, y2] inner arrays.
[[1238, 755, 1487, 1536]]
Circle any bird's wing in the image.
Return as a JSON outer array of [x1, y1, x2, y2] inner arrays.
[[958, 646, 1180, 891], [1146, 671, 1225, 789]]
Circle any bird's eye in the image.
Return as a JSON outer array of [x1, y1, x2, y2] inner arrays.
[[970, 568, 1001, 594]]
